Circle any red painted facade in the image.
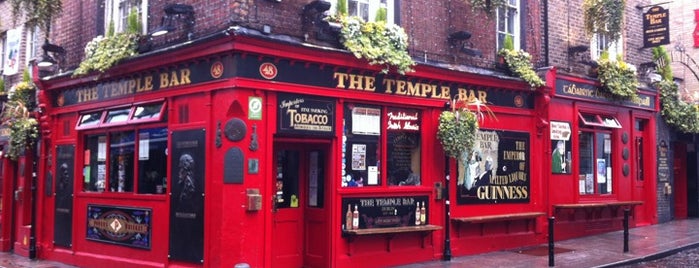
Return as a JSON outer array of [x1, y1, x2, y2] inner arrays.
[[0, 1, 661, 267]]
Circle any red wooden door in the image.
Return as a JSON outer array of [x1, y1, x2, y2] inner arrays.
[[272, 143, 329, 268], [12, 156, 32, 256], [674, 142, 688, 219]]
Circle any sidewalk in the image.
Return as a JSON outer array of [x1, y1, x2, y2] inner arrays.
[[396, 218, 699, 268]]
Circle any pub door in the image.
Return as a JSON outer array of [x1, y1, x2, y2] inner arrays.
[[11, 156, 32, 256], [271, 142, 329, 268], [632, 118, 652, 225]]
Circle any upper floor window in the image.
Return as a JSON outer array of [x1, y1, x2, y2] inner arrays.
[[105, 0, 148, 34], [590, 33, 623, 61], [329, 0, 395, 23], [496, 0, 520, 50], [0, 34, 5, 74], [25, 25, 40, 66]]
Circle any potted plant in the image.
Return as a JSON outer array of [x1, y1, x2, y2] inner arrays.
[[1, 69, 38, 160], [497, 36, 545, 88], [596, 51, 638, 101], [437, 99, 496, 163]]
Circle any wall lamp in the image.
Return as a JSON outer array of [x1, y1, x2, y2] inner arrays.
[[37, 40, 66, 68], [150, 4, 196, 40], [448, 31, 482, 57]]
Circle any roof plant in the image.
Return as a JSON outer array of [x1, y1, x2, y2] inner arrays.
[[73, 8, 141, 76], [9, 0, 63, 35], [497, 35, 545, 88], [437, 99, 494, 163], [596, 51, 638, 101], [336, 15, 415, 74]]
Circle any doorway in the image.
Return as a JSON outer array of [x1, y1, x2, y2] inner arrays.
[[271, 142, 329, 268], [632, 118, 652, 225], [673, 142, 688, 219]]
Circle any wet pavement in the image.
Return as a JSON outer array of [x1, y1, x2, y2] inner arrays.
[[1, 219, 699, 267], [395, 218, 699, 268]]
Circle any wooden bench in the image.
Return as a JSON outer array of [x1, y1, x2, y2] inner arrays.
[[342, 225, 442, 255], [553, 201, 643, 220], [451, 212, 545, 236]]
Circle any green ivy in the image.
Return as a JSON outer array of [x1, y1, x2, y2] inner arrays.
[[1, 70, 38, 161], [583, 0, 625, 42], [339, 16, 415, 74], [498, 49, 545, 88], [437, 108, 479, 159], [658, 81, 699, 133], [9, 0, 62, 34], [597, 53, 638, 101]]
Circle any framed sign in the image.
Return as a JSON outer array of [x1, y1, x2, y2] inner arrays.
[[86, 205, 152, 249]]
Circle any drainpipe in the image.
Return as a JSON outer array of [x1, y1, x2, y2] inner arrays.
[[443, 101, 452, 261], [29, 145, 38, 260], [543, 0, 550, 66]]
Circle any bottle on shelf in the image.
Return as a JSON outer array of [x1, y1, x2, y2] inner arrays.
[[352, 205, 359, 230], [420, 202, 426, 225], [415, 202, 421, 226], [345, 204, 353, 230]]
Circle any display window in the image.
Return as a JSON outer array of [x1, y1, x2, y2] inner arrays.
[[341, 103, 422, 187], [577, 113, 614, 196], [79, 101, 168, 195]]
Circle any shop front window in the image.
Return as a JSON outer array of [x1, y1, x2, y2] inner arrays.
[[578, 131, 612, 195], [342, 104, 421, 187], [83, 127, 167, 194]]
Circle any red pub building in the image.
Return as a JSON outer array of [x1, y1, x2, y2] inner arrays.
[[0, 0, 661, 267]]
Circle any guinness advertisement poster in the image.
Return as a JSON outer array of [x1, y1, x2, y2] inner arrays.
[[55, 145, 75, 247], [86, 205, 151, 249], [341, 195, 429, 230], [457, 130, 530, 204], [169, 129, 206, 263], [277, 93, 335, 136]]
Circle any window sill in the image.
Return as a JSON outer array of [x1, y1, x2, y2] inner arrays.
[[76, 191, 168, 201]]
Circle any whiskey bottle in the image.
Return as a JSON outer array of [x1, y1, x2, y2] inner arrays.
[[352, 205, 359, 230], [415, 202, 421, 226], [345, 204, 352, 230], [420, 202, 426, 225]]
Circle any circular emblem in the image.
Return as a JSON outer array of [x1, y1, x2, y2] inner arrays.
[[514, 95, 524, 108], [224, 118, 247, 142], [622, 147, 630, 160], [211, 61, 224, 78], [259, 63, 278, 80], [249, 98, 262, 114]]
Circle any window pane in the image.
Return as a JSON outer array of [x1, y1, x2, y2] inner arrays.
[[79, 112, 103, 127], [343, 104, 381, 187], [507, 8, 516, 34], [596, 133, 612, 194], [83, 135, 107, 192], [386, 108, 421, 186], [110, 131, 135, 192], [138, 128, 168, 194], [133, 103, 163, 120], [105, 108, 131, 123], [275, 149, 300, 209], [578, 132, 594, 195]]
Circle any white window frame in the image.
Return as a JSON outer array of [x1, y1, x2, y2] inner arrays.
[[590, 33, 623, 61], [496, 0, 520, 51], [0, 35, 5, 75], [328, 0, 395, 24], [25, 25, 40, 66], [105, 0, 148, 34]]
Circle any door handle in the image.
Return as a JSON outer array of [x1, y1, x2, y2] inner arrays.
[[272, 195, 278, 213], [14, 187, 23, 202]]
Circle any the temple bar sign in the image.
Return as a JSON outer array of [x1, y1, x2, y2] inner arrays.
[[643, 6, 670, 48]]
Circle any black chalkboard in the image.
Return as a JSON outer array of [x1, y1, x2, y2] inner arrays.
[[341, 195, 429, 230], [224, 147, 244, 184]]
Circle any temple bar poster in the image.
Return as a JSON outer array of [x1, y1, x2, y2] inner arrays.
[[457, 130, 530, 204], [86, 205, 152, 249]]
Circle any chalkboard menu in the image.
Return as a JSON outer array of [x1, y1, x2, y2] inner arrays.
[[341, 195, 429, 230]]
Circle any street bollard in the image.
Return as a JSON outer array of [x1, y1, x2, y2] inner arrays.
[[623, 208, 629, 253], [549, 216, 555, 267]]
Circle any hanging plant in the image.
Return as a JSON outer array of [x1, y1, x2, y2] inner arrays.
[[338, 16, 415, 74], [654, 47, 699, 133], [437, 99, 496, 162], [467, 0, 508, 14], [583, 0, 625, 42], [597, 52, 638, 101], [1, 70, 38, 161], [9, 0, 63, 34], [73, 8, 141, 76]]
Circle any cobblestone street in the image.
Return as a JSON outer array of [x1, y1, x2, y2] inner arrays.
[[622, 246, 699, 268]]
